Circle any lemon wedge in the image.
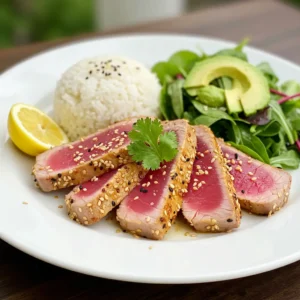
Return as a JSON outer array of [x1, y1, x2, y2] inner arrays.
[[8, 103, 69, 156]]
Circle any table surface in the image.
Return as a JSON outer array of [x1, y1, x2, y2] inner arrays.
[[1, 0, 300, 299]]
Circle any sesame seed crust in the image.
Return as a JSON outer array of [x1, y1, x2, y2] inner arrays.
[[32, 118, 140, 192], [219, 139, 292, 216], [65, 163, 147, 225], [117, 120, 197, 240], [182, 125, 241, 233]]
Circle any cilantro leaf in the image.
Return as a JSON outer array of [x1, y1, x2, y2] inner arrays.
[[127, 118, 178, 170]]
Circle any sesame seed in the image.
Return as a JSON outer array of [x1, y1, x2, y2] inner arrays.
[[104, 194, 109, 200], [100, 209, 104, 214], [248, 172, 254, 176], [155, 230, 160, 236], [211, 158, 216, 163], [83, 216, 87, 221], [162, 171, 166, 176], [134, 196, 139, 200], [154, 181, 158, 184], [251, 177, 257, 181], [83, 188, 87, 191], [146, 217, 151, 223], [87, 203, 92, 207]]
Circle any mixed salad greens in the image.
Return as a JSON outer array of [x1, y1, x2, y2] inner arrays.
[[152, 39, 300, 170]]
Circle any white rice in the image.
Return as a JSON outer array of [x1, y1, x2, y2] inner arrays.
[[54, 56, 161, 141]]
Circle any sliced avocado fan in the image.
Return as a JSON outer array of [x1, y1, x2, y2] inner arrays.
[[184, 56, 270, 116]]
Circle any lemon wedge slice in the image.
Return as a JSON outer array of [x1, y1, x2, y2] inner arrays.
[[8, 103, 69, 156]]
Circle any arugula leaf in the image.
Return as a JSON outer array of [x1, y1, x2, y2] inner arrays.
[[128, 118, 178, 170], [151, 62, 178, 85], [269, 100, 296, 144], [191, 100, 235, 124], [168, 79, 184, 118], [168, 50, 200, 74], [256, 62, 278, 89], [270, 150, 300, 169]]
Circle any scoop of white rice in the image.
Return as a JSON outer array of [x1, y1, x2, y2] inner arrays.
[[54, 56, 160, 141]]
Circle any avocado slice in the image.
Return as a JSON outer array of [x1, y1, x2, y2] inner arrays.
[[224, 79, 243, 113], [184, 56, 270, 116]]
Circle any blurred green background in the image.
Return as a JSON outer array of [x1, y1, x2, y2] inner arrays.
[[0, 0, 93, 48], [1, 0, 299, 49]]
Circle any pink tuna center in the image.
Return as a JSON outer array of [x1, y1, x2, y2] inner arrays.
[[47, 125, 132, 171], [125, 161, 174, 214], [184, 140, 223, 212], [73, 169, 118, 198], [222, 148, 274, 195]]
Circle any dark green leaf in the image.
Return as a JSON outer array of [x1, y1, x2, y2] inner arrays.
[[271, 133, 287, 157], [191, 100, 235, 124], [168, 79, 184, 118], [270, 150, 300, 169], [269, 100, 296, 144], [159, 83, 174, 120], [240, 132, 270, 163], [193, 115, 220, 126], [228, 142, 265, 162], [252, 120, 281, 137], [183, 111, 195, 123]]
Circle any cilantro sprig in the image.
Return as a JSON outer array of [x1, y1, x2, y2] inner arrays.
[[128, 118, 178, 170]]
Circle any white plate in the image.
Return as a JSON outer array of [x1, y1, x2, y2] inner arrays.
[[0, 34, 299, 284]]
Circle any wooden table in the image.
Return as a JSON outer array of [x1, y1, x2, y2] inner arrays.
[[1, 0, 300, 299]]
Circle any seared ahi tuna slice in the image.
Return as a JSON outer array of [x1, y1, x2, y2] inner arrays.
[[219, 140, 292, 215], [33, 118, 140, 192], [65, 163, 147, 225], [182, 126, 241, 233], [117, 120, 196, 240]]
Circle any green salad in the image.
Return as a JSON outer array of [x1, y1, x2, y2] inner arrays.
[[152, 39, 300, 170]]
